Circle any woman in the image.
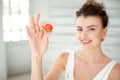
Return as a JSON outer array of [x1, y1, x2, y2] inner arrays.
[[26, 0, 120, 80]]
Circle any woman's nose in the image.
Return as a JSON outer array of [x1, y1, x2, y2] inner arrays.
[[81, 30, 88, 38], [82, 30, 88, 35]]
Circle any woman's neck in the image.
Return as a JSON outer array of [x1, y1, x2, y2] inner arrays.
[[78, 46, 106, 64]]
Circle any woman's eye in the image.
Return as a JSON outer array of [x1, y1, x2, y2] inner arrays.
[[89, 28, 95, 31], [77, 28, 83, 31]]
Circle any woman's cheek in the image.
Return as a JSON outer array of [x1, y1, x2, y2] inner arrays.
[[76, 33, 81, 43]]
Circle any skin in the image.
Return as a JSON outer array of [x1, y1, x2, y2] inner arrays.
[[26, 14, 120, 80]]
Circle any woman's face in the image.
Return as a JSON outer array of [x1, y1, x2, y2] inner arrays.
[[76, 15, 107, 49]]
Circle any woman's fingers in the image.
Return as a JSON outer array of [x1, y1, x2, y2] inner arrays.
[[29, 14, 41, 33], [39, 21, 46, 30], [28, 14, 52, 41], [37, 22, 45, 39], [30, 16, 35, 33], [40, 22, 52, 40], [43, 32, 52, 44], [35, 14, 40, 31], [26, 25, 31, 39], [35, 14, 40, 24]]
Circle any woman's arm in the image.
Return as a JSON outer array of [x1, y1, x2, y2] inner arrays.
[[26, 14, 68, 80], [31, 55, 43, 80], [26, 14, 51, 80]]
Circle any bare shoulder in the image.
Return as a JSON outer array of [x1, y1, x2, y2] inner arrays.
[[113, 63, 120, 74], [56, 52, 69, 68], [44, 52, 70, 80], [58, 52, 69, 58], [109, 63, 120, 80]]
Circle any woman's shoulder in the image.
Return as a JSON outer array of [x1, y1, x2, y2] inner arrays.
[[109, 62, 120, 80], [57, 52, 69, 61], [55, 52, 70, 69], [58, 52, 69, 58], [114, 63, 120, 73], [113, 63, 120, 72]]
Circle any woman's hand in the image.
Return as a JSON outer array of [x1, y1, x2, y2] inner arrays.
[[26, 14, 52, 57]]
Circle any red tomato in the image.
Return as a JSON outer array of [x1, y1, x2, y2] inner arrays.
[[44, 24, 53, 32]]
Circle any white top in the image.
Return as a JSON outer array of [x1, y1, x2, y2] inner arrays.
[[65, 53, 118, 80]]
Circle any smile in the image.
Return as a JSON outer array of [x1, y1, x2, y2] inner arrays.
[[81, 40, 92, 45]]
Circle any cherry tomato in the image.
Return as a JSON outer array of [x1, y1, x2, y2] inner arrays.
[[44, 24, 53, 32]]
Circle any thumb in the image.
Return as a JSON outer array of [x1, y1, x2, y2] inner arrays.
[[43, 32, 52, 43]]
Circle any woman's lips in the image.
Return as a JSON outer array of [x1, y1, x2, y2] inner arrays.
[[81, 40, 92, 45]]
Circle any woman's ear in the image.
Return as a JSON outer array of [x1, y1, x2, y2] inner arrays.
[[102, 27, 108, 40]]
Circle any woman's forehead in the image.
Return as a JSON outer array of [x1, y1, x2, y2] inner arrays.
[[76, 15, 102, 27]]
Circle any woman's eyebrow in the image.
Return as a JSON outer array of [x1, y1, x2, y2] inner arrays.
[[77, 25, 97, 28], [87, 25, 97, 28], [77, 26, 83, 28]]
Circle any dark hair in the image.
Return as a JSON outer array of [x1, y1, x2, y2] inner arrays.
[[76, 0, 108, 28]]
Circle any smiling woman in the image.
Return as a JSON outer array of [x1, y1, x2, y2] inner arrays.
[[76, 16, 107, 49], [26, 0, 120, 80]]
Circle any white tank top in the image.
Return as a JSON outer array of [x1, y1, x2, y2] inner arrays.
[[65, 53, 117, 80]]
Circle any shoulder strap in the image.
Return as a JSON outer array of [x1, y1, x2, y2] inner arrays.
[[65, 53, 74, 80], [93, 60, 117, 80]]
